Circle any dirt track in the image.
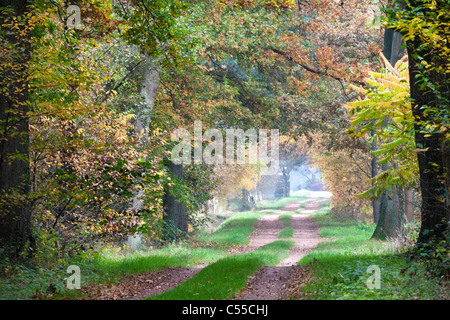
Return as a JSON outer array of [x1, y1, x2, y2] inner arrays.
[[80, 195, 329, 300], [234, 198, 327, 300]]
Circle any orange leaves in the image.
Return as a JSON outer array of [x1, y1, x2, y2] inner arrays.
[[308, 134, 373, 220], [217, 0, 296, 10], [287, 76, 308, 95]]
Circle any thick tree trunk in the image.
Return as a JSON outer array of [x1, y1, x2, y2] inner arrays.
[[407, 40, 449, 245], [132, 57, 188, 238], [135, 57, 160, 140], [129, 56, 160, 247], [0, 0, 32, 258]]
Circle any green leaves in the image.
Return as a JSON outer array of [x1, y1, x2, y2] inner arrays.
[[119, 0, 198, 68]]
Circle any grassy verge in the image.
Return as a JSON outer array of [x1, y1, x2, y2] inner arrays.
[[148, 240, 294, 300], [90, 210, 275, 281], [299, 206, 447, 300], [199, 210, 272, 245]]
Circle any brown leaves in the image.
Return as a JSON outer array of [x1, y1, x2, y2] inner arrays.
[[308, 134, 373, 220], [79, 267, 204, 300], [217, 0, 296, 11]]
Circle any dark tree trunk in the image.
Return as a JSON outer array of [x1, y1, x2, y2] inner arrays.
[[163, 162, 188, 236], [370, 134, 380, 224], [407, 39, 449, 246], [281, 166, 290, 198], [0, 0, 32, 258]]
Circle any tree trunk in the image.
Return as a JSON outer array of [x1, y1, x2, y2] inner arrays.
[[281, 166, 290, 197], [129, 56, 161, 246], [372, 187, 404, 240], [163, 162, 188, 235], [407, 39, 449, 246], [0, 0, 32, 258], [135, 58, 188, 237], [135, 57, 160, 140], [239, 188, 251, 211], [404, 188, 415, 223], [372, 26, 406, 239], [370, 133, 380, 224]]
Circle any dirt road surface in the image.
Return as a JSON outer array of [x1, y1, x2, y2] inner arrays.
[[80, 193, 329, 300]]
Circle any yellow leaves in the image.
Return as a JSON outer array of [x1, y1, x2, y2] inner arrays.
[[364, 77, 384, 89], [347, 54, 410, 119], [414, 147, 429, 154], [347, 84, 367, 95], [377, 77, 408, 91], [379, 52, 401, 77], [345, 53, 419, 197], [436, 197, 445, 203], [393, 4, 450, 72], [308, 134, 373, 219], [407, 21, 417, 42], [391, 91, 409, 103], [429, 0, 438, 10], [346, 99, 373, 108]]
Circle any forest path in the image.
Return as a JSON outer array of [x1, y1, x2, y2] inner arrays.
[[81, 193, 329, 300], [234, 197, 328, 300]]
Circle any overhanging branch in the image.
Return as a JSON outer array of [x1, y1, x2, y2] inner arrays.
[[271, 47, 365, 88]]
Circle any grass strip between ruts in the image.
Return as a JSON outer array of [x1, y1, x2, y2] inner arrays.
[[147, 240, 295, 300]]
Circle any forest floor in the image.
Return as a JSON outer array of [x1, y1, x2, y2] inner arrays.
[[80, 194, 330, 300]]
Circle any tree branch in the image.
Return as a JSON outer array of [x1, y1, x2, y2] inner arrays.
[[271, 47, 366, 87]]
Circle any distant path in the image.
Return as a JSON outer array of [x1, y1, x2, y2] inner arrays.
[[234, 195, 329, 300], [277, 200, 327, 267]]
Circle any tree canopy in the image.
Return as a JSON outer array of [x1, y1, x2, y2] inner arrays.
[[0, 0, 447, 271]]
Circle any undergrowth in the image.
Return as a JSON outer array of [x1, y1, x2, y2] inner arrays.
[[299, 206, 448, 300], [0, 209, 271, 299]]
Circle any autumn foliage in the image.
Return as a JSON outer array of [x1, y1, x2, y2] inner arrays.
[[2, 0, 446, 268], [309, 134, 373, 221]]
